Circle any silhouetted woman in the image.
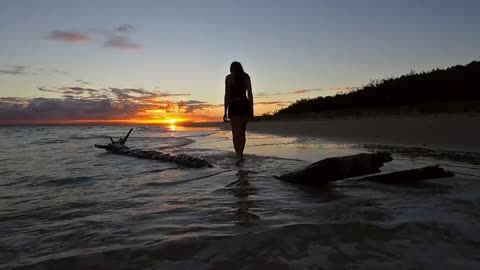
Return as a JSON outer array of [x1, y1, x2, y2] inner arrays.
[[224, 61, 254, 164]]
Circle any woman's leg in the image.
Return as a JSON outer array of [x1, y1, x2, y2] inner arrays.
[[231, 116, 249, 161], [238, 116, 248, 158], [230, 117, 242, 159]]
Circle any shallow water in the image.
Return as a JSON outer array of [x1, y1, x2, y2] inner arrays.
[[1, 125, 479, 269]]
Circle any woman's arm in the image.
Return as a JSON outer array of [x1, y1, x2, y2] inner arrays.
[[246, 76, 254, 116], [224, 75, 231, 121]]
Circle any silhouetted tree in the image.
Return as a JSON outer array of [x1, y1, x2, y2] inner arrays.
[[273, 61, 480, 115]]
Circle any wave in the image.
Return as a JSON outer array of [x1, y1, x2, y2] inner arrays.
[[30, 139, 68, 145], [2, 126, 480, 270], [141, 170, 230, 187], [359, 144, 480, 165], [67, 134, 112, 141], [25, 176, 99, 187], [6, 221, 479, 270]]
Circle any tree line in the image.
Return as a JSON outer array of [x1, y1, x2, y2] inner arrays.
[[271, 61, 480, 116]]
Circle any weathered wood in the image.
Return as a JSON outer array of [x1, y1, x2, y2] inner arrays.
[[94, 129, 213, 168], [119, 128, 133, 145], [95, 129, 456, 183], [356, 165, 454, 184], [276, 153, 393, 184]]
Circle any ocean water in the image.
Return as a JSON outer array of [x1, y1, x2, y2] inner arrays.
[[1, 125, 479, 269]]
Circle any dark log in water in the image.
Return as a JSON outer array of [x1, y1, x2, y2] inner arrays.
[[95, 143, 213, 168], [95, 129, 455, 183], [276, 153, 393, 184], [94, 129, 212, 168], [357, 165, 454, 184]]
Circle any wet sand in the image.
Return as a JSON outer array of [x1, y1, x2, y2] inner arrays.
[[242, 114, 480, 153]]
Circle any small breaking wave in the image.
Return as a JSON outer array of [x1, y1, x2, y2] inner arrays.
[[6, 222, 480, 270]]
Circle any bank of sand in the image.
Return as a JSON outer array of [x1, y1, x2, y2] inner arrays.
[[238, 114, 480, 153]]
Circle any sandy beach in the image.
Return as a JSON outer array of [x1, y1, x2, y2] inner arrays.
[[236, 114, 480, 153]]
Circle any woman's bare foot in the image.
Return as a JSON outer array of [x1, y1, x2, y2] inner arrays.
[[235, 156, 245, 166]]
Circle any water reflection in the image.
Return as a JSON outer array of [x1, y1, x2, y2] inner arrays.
[[226, 170, 259, 225]]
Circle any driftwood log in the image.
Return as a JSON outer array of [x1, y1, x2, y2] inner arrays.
[[356, 165, 454, 184], [95, 129, 455, 183], [276, 153, 454, 184], [276, 153, 393, 184], [95, 128, 212, 168]]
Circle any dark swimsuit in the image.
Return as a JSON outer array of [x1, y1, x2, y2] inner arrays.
[[228, 73, 253, 117]]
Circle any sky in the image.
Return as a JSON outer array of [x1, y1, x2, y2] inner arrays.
[[1, 0, 479, 124]]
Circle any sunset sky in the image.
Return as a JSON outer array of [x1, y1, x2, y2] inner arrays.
[[1, 0, 479, 124]]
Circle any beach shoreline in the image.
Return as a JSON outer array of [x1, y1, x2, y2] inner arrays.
[[204, 113, 480, 153]]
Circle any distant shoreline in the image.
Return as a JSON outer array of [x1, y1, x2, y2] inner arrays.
[[240, 113, 480, 153], [188, 112, 480, 153]]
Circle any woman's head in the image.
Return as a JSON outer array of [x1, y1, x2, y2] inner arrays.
[[230, 61, 245, 75]]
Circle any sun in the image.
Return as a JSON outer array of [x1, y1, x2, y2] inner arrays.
[[166, 119, 177, 131]]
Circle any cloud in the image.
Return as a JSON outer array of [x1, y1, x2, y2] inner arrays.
[[109, 88, 190, 100], [0, 66, 28, 75], [1, 66, 70, 76], [177, 100, 212, 113], [62, 87, 100, 96], [38, 85, 190, 102], [289, 88, 324, 94], [255, 92, 282, 98], [0, 97, 28, 104], [47, 31, 89, 43], [0, 96, 150, 124], [1, 83, 216, 123], [109, 88, 159, 100], [255, 87, 359, 99], [38, 86, 104, 98], [115, 24, 134, 32], [104, 36, 141, 50], [50, 69, 70, 75], [117, 88, 155, 97], [38, 87, 62, 93], [255, 88, 324, 98], [254, 101, 290, 106], [328, 86, 359, 93], [46, 25, 141, 51], [100, 24, 142, 50], [74, 80, 92, 85], [178, 100, 208, 105]]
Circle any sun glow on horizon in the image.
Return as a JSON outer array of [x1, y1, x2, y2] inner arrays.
[[58, 115, 208, 125], [0, 101, 284, 125]]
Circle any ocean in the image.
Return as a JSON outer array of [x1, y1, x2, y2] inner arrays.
[[1, 125, 479, 269]]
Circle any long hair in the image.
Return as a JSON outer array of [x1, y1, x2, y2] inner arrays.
[[230, 61, 247, 87], [230, 61, 245, 76]]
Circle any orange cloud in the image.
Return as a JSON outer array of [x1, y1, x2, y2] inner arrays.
[[255, 88, 324, 98], [47, 31, 89, 43], [0, 96, 220, 125], [1, 84, 220, 124], [46, 25, 142, 52], [254, 101, 290, 106], [1, 83, 304, 124], [289, 88, 324, 94]]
